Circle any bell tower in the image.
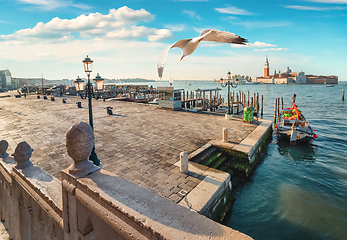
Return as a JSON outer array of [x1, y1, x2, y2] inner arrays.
[[264, 56, 269, 78]]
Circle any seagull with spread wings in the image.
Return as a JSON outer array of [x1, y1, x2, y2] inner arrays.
[[157, 29, 248, 79]]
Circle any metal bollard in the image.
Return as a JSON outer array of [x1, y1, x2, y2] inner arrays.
[[76, 102, 82, 108], [223, 128, 229, 142], [62, 98, 66, 103], [107, 107, 113, 115], [180, 152, 188, 174], [51, 97, 55, 101], [44, 96, 48, 100], [37, 96, 40, 99]]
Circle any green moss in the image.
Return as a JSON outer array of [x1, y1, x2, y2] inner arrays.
[[210, 189, 234, 223]]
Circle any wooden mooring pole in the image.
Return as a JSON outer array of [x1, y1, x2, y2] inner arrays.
[[256, 93, 259, 119], [261, 95, 263, 118], [248, 91, 250, 106], [274, 98, 277, 124], [343, 89, 345, 101], [236, 94, 239, 115], [277, 97, 280, 119]]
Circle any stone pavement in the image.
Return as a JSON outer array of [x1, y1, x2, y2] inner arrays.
[[0, 92, 257, 203]]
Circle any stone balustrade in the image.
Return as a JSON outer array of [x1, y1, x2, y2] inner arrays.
[[0, 122, 251, 240], [0, 140, 63, 240]]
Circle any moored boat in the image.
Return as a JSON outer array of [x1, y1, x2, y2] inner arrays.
[[275, 102, 317, 144]]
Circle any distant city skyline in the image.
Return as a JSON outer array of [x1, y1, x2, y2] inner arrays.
[[0, 0, 346, 81]]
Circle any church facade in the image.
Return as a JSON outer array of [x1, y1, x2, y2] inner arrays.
[[255, 57, 338, 84]]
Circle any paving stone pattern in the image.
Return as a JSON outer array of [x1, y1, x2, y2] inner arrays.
[[0, 93, 257, 203]]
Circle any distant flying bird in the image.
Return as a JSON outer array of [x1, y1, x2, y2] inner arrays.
[[157, 29, 248, 79]]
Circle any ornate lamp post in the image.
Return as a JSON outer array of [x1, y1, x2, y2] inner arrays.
[[221, 71, 237, 120], [73, 56, 100, 166], [93, 73, 104, 99], [74, 76, 85, 97]]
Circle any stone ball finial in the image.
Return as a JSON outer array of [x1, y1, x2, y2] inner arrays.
[[66, 122, 99, 177], [12, 141, 34, 169], [0, 140, 9, 158]]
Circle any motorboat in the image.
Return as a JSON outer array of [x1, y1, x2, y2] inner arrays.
[[149, 98, 159, 104], [275, 103, 317, 144]]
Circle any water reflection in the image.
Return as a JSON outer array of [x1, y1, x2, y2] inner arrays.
[[275, 137, 318, 163], [276, 183, 347, 240]]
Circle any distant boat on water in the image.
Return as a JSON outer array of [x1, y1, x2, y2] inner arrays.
[[237, 78, 259, 85]]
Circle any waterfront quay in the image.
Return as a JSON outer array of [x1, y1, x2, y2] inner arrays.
[[0, 92, 261, 203]]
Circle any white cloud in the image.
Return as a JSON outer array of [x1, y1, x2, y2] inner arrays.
[[308, 0, 347, 3], [17, 0, 91, 10], [252, 41, 277, 47], [232, 21, 291, 29], [0, 7, 173, 43], [183, 10, 201, 20], [110, 6, 153, 23], [165, 24, 186, 32], [232, 41, 277, 48], [148, 29, 175, 41], [37, 52, 56, 58], [254, 48, 288, 52], [215, 6, 253, 15], [285, 5, 346, 11], [106, 26, 173, 41]]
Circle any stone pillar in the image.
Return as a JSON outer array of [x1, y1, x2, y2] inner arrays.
[[12, 141, 33, 169], [66, 122, 100, 178], [180, 152, 188, 174], [223, 128, 229, 142]]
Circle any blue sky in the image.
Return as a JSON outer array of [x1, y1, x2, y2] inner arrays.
[[0, 0, 346, 81]]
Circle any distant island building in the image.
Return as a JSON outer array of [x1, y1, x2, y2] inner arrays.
[[0, 69, 12, 89], [254, 56, 338, 84]]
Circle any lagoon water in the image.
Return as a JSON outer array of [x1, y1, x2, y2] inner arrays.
[[138, 80, 347, 239]]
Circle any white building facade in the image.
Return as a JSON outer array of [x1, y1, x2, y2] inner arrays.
[[0, 69, 12, 89], [295, 71, 306, 84]]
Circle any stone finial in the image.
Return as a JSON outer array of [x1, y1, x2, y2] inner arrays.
[[66, 122, 99, 177], [0, 140, 9, 158], [12, 141, 34, 169]]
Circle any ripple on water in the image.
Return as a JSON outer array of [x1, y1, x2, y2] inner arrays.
[[276, 183, 347, 240]]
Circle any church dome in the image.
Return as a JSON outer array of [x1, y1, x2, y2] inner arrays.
[[285, 66, 292, 73]]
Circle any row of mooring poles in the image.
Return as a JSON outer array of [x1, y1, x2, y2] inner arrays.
[[182, 91, 201, 109], [229, 91, 264, 118], [273, 96, 284, 125]]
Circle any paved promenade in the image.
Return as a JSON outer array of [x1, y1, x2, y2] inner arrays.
[[0, 92, 257, 203]]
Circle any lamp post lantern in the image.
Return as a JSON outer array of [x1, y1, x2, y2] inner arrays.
[[93, 73, 104, 91], [74, 56, 100, 166], [221, 71, 237, 120], [93, 73, 105, 99], [74, 76, 85, 95]]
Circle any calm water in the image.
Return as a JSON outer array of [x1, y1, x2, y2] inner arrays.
[[139, 81, 347, 239]]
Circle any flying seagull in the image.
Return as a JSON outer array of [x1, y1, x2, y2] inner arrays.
[[157, 29, 248, 79]]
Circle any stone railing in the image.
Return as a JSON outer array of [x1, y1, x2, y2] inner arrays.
[[0, 141, 63, 240], [0, 123, 251, 240]]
